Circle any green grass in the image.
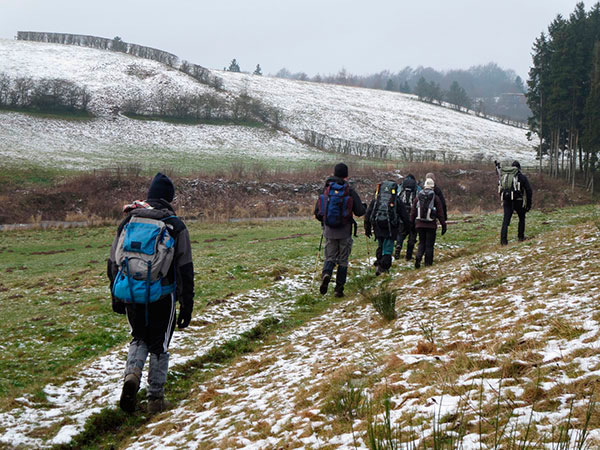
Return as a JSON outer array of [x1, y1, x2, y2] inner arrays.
[[0, 203, 598, 445]]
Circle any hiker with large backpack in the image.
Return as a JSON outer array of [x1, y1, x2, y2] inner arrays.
[[365, 180, 410, 275], [410, 177, 447, 268], [425, 172, 448, 222], [314, 163, 366, 297], [107, 172, 195, 414], [496, 160, 533, 245], [394, 174, 420, 261]]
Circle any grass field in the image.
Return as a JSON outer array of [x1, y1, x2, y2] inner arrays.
[[0, 205, 598, 447]]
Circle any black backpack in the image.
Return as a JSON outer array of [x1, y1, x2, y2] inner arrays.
[[400, 178, 417, 211], [416, 189, 437, 222], [370, 181, 400, 233]]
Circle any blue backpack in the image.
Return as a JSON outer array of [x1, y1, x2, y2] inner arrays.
[[317, 182, 354, 228], [112, 215, 176, 313]]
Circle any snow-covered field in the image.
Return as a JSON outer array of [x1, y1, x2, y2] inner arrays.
[[0, 38, 536, 171], [1, 216, 598, 448]]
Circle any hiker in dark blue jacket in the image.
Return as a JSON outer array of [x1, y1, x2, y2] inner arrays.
[[394, 174, 420, 261], [314, 163, 366, 297], [108, 173, 194, 414]]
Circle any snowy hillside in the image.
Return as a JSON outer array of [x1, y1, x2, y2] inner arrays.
[[0, 38, 536, 170]]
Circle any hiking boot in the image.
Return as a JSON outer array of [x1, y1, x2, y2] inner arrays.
[[500, 240, 508, 246], [148, 397, 171, 414], [334, 285, 344, 298], [375, 265, 382, 276], [518, 236, 526, 242], [319, 273, 331, 295], [405, 253, 413, 261], [414, 258, 421, 269], [394, 248, 401, 260], [119, 373, 140, 413]]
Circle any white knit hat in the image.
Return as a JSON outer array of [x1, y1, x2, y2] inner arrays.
[[424, 178, 435, 189]]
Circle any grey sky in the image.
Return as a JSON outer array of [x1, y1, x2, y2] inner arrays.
[[0, 0, 589, 79]]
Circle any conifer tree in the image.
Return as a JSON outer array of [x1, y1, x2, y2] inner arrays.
[[228, 59, 241, 72], [253, 64, 262, 76]]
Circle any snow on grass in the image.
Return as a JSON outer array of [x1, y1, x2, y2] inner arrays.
[[0, 111, 330, 171], [217, 70, 535, 163], [0, 267, 317, 448], [0, 38, 536, 171], [123, 221, 599, 448]]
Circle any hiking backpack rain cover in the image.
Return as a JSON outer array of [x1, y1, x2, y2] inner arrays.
[[112, 214, 176, 306], [318, 182, 354, 228], [416, 189, 437, 222], [400, 179, 417, 211], [371, 181, 400, 232], [499, 166, 521, 201]]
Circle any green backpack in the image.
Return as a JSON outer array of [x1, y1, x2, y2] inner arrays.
[[499, 166, 521, 200], [370, 181, 400, 233]]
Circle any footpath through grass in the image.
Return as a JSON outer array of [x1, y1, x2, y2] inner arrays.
[[0, 205, 597, 446]]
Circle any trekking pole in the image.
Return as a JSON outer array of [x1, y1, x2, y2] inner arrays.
[[313, 232, 323, 282], [365, 233, 372, 267]]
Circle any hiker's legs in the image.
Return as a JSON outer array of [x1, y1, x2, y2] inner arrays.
[[124, 339, 149, 379], [395, 224, 407, 258], [415, 229, 427, 268], [321, 238, 339, 294], [147, 352, 169, 400], [375, 238, 383, 267], [406, 228, 417, 260], [424, 230, 437, 266], [120, 338, 148, 412], [380, 238, 394, 271], [334, 237, 353, 296], [515, 201, 526, 240], [500, 201, 514, 245]]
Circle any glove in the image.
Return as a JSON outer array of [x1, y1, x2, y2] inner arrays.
[[441, 224, 447, 235], [112, 297, 126, 315], [177, 304, 192, 329], [525, 205, 531, 212]]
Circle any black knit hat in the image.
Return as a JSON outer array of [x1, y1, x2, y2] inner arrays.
[[147, 172, 175, 203], [512, 160, 521, 170], [334, 163, 349, 178]]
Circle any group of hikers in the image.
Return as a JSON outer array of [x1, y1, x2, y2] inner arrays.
[[107, 161, 532, 414]]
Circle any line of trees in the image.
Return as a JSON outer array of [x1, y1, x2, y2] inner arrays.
[[275, 63, 530, 122], [526, 2, 600, 192], [0, 73, 90, 114], [122, 88, 281, 127], [414, 77, 472, 112], [17, 31, 223, 90]]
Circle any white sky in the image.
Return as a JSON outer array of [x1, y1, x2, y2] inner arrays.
[[0, 0, 589, 79]]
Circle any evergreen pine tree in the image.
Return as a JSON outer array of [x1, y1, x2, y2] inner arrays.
[[253, 64, 262, 76], [228, 59, 241, 72]]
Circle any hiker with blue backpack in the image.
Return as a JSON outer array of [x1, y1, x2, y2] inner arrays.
[[314, 163, 366, 297], [107, 172, 195, 414], [394, 174, 420, 261], [496, 160, 533, 245], [364, 179, 411, 275], [410, 177, 447, 268]]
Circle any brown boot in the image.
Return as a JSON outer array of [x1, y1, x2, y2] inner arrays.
[[119, 373, 140, 413], [148, 397, 171, 414]]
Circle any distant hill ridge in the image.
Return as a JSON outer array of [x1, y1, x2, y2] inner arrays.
[[16, 31, 222, 88]]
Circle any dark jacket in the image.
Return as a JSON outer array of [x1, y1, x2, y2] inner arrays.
[[410, 191, 447, 231], [511, 172, 533, 210], [433, 186, 448, 221], [364, 192, 410, 239], [107, 199, 195, 316], [314, 176, 366, 239]]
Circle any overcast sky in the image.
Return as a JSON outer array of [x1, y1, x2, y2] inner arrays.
[[0, 0, 589, 79]]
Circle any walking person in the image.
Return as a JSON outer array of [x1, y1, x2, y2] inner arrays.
[[314, 163, 366, 297], [497, 160, 533, 245], [410, 177, 447, 268], [394, 174, 420, 261], [365, 180, 410, 275], [425, 172, 448, 222], [108, 172, 195, 414]]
